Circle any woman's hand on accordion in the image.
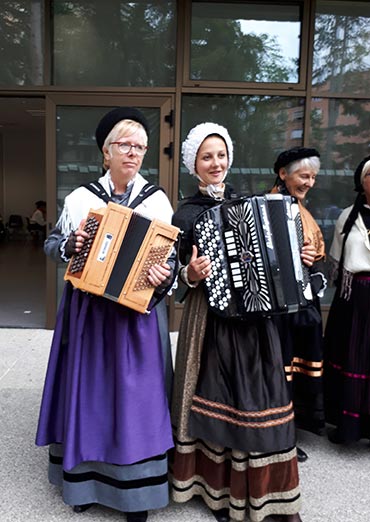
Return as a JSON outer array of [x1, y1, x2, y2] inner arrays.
[[64, 219, 90, 257], [148, 262, 172, 288], [301, 241, 316, 267], [187, 245, 212, 283]]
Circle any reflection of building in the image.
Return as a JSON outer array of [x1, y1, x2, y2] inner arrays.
[[1, 0, 370, 328]]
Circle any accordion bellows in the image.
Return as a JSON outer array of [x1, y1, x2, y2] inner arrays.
[[65, 202, 180, 313], [194, 194, 312, 317]]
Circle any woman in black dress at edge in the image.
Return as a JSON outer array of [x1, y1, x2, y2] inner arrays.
[[324, 155, 370, 444], [171, 123, 302, 522], [270, 148, 327, 462]]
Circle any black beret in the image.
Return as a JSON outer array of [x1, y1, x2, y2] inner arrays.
[[354, 155, 370, 192], [274, 147, 320, 174], [95, 107, 150, 151]]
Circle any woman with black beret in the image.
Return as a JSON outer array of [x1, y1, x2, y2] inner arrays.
[[271, 147, 327, 462], [324, 155, 370, 444], [36, 107, 176, 522]]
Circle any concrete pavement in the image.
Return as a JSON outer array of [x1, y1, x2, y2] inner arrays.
[[0, 328, 369, 521]]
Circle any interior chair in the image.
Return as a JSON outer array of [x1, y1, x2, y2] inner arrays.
[[6, 214, 24, 239]]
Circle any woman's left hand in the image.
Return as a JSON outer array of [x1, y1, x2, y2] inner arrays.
[[148, 262, 171, 287], [301, 241, 316, 267]]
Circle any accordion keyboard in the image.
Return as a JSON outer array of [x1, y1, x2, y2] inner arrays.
[[294, 212, 311, 290], [68, 216, 100, 274], [133, 244, 174, 291]]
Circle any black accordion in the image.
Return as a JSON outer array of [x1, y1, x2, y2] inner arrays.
[[193, 194, 312, 317]]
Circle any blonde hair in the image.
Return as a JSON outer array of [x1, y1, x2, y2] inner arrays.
[[103, 119, 148, 156]]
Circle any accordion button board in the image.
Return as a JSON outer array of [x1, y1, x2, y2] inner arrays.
[[193, 194, 312, 318], [64, 202, 180, 314]]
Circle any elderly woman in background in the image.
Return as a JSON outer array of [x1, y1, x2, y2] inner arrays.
[[171, 123, 302, 522], [324, 155, 370, 445], [270, 147, 326, 462], [36, 107, 176, 522]]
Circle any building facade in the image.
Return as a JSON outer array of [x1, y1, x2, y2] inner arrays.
[[1, 0, 370, 328]]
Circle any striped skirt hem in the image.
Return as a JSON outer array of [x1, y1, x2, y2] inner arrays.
[[48, 443, 170, 512], [170, 435, 301, 522]]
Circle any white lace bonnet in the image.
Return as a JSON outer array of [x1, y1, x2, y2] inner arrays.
[[181, 122, 234, 176]]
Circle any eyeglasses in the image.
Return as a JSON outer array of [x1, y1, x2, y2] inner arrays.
[[110, 141, 148, 156]]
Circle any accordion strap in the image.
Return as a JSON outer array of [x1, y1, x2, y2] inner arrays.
[[81, 180, 164, 209]]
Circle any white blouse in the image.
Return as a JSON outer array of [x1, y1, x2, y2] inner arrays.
[[330, 205, 370, 273]]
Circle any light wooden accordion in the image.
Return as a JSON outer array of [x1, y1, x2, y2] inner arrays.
[[193, 194, 312, 317], [64, 202, 180, 314]]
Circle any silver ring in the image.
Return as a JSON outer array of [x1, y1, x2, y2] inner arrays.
[[201, 269, 206, 275]]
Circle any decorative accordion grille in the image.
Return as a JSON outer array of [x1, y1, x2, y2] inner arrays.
[[227, 201, 272, 313]]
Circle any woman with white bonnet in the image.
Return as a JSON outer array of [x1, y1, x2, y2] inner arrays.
[[171, 123, 302, 522]]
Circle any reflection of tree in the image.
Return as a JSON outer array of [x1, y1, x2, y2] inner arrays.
[[53, 1, 176, 86], [310, 108, 324, 148], [313, 12, 370, 167], [329, 99, 370, 168], [191, 18, 294, 82], [313, 13, 370, 92], [0, 1, 43, 85], [181, 95, 304, 197]]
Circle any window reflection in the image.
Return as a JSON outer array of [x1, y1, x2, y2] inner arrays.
[[0, 0, 44, 86], [52, 0, 176, 86], [180, 94, 305, 199], [313, 1, 370, 95], [190, 1, 301, 83], [309, 97, 370, 251]]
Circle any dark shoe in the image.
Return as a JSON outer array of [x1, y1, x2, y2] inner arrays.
[[126, 511, 148, 522], [296, 447, 308, 463], [211, 508, 230, 522], [73, 503, 94, 513]]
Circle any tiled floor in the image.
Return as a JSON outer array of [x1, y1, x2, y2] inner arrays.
[[0, 238, 46, 327]]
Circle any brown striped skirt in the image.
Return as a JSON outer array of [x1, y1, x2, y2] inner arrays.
[[171, 287, 301, 521]]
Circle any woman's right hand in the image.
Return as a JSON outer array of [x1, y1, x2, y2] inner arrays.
[[187, 245, 212, 282], [65, 219, 89, 256], [300, 241, 316, 267]]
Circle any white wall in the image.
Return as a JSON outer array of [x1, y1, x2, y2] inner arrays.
[[3, 127, 45, 225]]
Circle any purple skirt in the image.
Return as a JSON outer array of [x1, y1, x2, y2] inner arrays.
[[36, 285, 173, 471]]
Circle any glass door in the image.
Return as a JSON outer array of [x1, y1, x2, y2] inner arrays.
[[45, 94, 174, 328]]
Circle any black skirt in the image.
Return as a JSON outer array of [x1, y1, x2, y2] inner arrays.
[[324, 274, 370, 442], [189, 311, 296, 453], [272, 299, 325, 435]]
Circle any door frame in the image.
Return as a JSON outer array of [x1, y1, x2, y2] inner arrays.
[[45, 93, 175, 328]]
